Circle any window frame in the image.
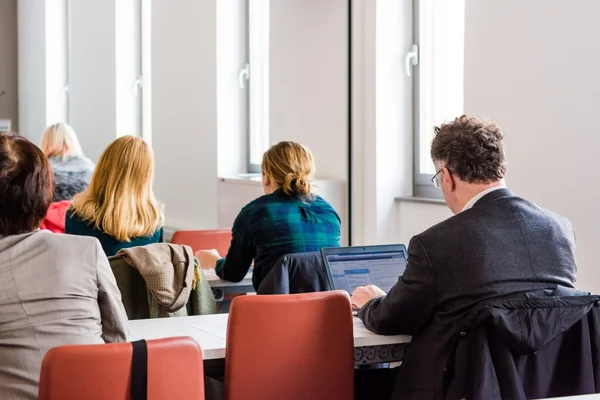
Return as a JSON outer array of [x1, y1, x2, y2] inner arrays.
[[412, 0, 465, 199], [115, 0, 145, 141], [244, 0, 257, 173], [140, 0, 152, 144], [65, 0, 71, 123], [246, 0, 270, 174], [412, 0, 440, 199], [133, 0, 143, 140], [44, 0, 71, 126]]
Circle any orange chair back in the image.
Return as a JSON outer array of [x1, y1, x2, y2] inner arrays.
[[225, 291, 354, 400], [39, 200, 71, 233], [171, 229, 232, 255], [39, 337, 204, 400]]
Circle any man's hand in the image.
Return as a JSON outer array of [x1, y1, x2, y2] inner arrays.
[[351, 285, 386, 309], [195, 249, 221, 270]]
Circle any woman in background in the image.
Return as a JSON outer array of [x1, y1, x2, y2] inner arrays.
[[198, 141, 341, 290], [40, 122, 95, 201], [65, 135, 164, 256], [0, 132, 129, 400]]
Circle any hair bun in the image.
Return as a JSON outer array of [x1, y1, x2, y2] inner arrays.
[[262, 141, 315, 197], [282, 172, 311, 196]]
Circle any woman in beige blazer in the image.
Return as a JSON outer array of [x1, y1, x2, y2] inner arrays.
[[0, 132, 130, 400]]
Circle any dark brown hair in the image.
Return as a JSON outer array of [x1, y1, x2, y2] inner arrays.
[[431, 115, 506, 183], [0, 132, 54, 235]]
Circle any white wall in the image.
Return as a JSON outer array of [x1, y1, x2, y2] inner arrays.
[[150, 0, 218, 230], [0, 0, 18, 132], [18, 0, 46, 140], [396, 201, 452, 245], [349, 0, 370, 245], [269, 0, 348, 182], [463, 0, 600, 292]]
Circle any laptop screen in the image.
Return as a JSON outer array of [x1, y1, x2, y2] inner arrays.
[[323, 247, 407, 294]]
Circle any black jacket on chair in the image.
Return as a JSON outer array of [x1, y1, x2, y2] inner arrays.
[[257, 252, 331, 295], [446, 293, 600, 400], [358, 188, 579, 399]]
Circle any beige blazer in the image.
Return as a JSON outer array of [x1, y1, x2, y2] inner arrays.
[[0, 230, 130, 400]]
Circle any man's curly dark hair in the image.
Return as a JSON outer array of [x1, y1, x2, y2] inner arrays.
[[431, 115, 507, 183]]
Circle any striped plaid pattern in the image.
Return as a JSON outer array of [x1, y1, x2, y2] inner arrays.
[[215, 189, 341, 290]]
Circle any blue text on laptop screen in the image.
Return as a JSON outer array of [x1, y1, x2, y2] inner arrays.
[[326, 251, 407, 294]]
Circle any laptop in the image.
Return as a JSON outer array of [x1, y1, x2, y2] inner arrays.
[[321, 245, 408, 313]]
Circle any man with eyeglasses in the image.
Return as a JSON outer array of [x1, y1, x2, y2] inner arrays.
[[351, 115, 578, 399]]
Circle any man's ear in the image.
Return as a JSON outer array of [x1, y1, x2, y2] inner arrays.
[[444, 167, 456, 191]]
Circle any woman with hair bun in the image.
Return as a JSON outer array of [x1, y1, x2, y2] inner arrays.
[[197, 141, 341, 290]]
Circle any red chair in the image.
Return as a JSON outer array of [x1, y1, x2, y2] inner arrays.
[[172, 229, 240, 311], [225, 291, 354, 400], [171, 229, 232, 256], [40, 200, 71, 233], [39, 337, 204, 400]]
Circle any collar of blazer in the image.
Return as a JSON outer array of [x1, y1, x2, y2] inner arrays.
[[470, 187, 514, 209]]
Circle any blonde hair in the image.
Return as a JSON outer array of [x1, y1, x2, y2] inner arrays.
[[40, 123, 84, 160], [70, 136, 164, 242], [262, 141, 314, 196]]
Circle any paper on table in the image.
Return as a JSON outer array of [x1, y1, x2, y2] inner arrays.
[[192, 319, 229, 339]]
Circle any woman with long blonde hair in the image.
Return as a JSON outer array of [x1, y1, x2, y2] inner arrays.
[[65, 136, 164, 256], [40, 122, 95, 201], [198, 141, 341, 290]]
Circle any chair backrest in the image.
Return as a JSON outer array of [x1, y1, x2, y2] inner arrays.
[[257, 251, 331, 295], [109, 255, 151, 320], [225, 291, 354, 400], [39, 200, 71, 233], [171, 229, 232, 255], [39, 337, 204, 400], [109, 253, 217, 319], [445, 294, 600, 400]]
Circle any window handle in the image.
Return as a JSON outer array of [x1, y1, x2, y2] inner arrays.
[[404, 44, 419, 77], [239, 63, 250, 89], [133, 76, 143, 95], [60, 85, 69, 99]]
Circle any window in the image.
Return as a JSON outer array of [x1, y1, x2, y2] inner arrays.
[[246, 0, 270, 172], [140, 0, 152, 144], [411, 0, 465, 197], [116, 0, 151, 143], [45, 0, 70, 125]]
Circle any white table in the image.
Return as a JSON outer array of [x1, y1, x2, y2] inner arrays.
[[204, 270, 253, 289], [129, 314, 411, 365], [203, 270, 254, 303]]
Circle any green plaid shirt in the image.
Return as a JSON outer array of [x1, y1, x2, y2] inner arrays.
[[215, 189, 341, 290]]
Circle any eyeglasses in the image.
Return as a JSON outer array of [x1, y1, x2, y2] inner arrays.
[[431, 168, 452, 188]]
